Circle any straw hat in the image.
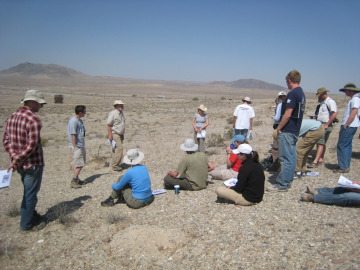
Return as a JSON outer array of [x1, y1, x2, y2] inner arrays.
[[22, 89, 47, 104], [180, 139, 198, 152], [242, 97, 252, 104], [198, 104, 207, 112], [123, 149, 144, 165], [114, 100, 125, 105]]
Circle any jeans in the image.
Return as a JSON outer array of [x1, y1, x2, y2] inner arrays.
[[275, 132, 298, 189], [337, 126, 357, 170], [234, 129, 248, 137], [315, 187, 360, 207], [17, 165, 43, 230]]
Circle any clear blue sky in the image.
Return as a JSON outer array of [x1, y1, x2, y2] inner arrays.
[[1, 0, 359, 93]]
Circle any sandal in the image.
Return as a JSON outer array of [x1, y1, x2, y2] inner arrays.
[[307, 162, 318, 168]]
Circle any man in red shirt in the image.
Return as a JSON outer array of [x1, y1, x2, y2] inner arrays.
[[3, 89, 47, 231]]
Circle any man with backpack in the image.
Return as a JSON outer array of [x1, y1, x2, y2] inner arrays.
[[308, 87, 338, 167]]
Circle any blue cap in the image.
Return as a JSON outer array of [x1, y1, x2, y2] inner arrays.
[[232, 134, 245, 143]]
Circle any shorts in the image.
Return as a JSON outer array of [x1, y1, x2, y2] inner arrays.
[[317, 125, 333, 145], [73, 147, 86, 167]]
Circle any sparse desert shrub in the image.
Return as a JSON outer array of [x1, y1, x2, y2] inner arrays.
[[192, 97, 199, 101], [223, 128, 233, 141], [206, 149, 218, 156], [6, 203, 20, 217], [226, 116, 233, 125], [41, 137, 49, 147], [253, 120, 263, 126], [221, 96, 226, 100], [207, 133, 225, 147], [107, 212, 126, 224], [132, 94, 137, 97]]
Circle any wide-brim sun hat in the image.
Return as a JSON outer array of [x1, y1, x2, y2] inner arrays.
[[114, 100, 125, 105], [316, 87, 329, 96], [22, 89, 47, 104], [278, 91, 287, 97], [198, 104, 207, 112], [233, 143, 253, 154], [232, 134, 245, 143], [180, 138, 198, 152], [242, 97, 252, 103], [339, 83, 360, 92], [123, 149, 144, 165]]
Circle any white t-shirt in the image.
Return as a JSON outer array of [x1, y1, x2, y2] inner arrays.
[[233, 103, 255, 129], [317, 97, 337, 123], [341, 95, 360, 127]]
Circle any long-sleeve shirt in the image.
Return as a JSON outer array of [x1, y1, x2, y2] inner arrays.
[[231, 158, 264, 203], [3, 106, 44, 169]]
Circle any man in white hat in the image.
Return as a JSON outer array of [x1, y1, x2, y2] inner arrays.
[[101, 149, 154, 208], [3, 89, 47, 231], [333, 83, 360, 173], [233, 97, 255, 138], [163, 139, 214, 191], [107, 100, 126, 171], [308, 87, 337, 168]]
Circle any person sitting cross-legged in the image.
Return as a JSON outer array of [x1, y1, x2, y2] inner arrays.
[[101, 149, 154, 209]]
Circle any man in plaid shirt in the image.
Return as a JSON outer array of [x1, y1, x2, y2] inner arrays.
[[3, 89, 47, 231]]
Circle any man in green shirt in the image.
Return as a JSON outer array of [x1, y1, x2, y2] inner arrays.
[[164, 139, 214, 191]]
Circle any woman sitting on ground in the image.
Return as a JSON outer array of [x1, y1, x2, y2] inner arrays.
[[215, 144, 265, 206], [101, 149, 154, 209]]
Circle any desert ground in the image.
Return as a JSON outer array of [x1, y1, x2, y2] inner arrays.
[[0, 83, 359, 269]]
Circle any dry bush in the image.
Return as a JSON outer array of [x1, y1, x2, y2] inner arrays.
[[207, 133, 226, 147], [41, 137, 49, 147], [106, 212, 127, 224], [6, 203, 20, 217], [253, 120, 263, 126]]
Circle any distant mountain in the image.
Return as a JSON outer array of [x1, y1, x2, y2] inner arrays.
[[0, 62, 89, 78], [208, 78, 287, 91]]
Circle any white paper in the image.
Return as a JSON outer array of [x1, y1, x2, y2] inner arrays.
[[196, 129, 206, 138], [152, 189, 167, 195], [107, 139, 116, 149], [338, 175, 360, 189], [305, 172, 319, 176], [0, 169, 13, 189], [224, 178, 238, 187]]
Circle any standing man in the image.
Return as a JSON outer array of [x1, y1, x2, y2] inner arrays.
[[334, 83, 360, 173], [3, 89, 47, 231], [308, 87, 338, 167], [67, 105, 86, 188], [267, 70, 306, 192], [233, 97, 255, 138], [107, 100, 125, 171]]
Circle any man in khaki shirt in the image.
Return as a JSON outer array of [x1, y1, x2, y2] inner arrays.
[[107, 100, 125, 171]]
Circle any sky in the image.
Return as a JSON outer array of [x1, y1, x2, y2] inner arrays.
[[0, 0, 359, 93]]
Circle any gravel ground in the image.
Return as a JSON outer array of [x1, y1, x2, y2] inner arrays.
[[1, 89, 359, 269]]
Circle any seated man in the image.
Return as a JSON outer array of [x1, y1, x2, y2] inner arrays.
[[300, 184, 360, 207], [164, 138, 215, 191], [209, 134, 246, 180], [101, 149, 154, 209]]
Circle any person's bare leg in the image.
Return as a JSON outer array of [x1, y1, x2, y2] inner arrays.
[[313, 144, 325, 164], [73, 166, 83, 179]]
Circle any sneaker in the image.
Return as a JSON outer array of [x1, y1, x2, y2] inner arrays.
[[300, 193, 314, 202], [266, 185, 288, 192], [101, 196, 115, 207], [306, 185, 318, 196], [71, 180, 82, 189]]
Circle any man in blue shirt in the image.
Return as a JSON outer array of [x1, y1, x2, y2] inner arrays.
[[267, 70, 306, 192]]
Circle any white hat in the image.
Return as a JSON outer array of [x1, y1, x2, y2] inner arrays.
[[233, 144, 253, 154], [198, 104, 207, 112], [278, 91, 287, 97], [22, 89, 47, 104], [180, 139, 198, 152], [242, 97, 251, 103], [114, 100, 125, 105], [123, 149, 144, 165]]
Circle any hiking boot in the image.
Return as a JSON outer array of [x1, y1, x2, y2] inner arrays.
[[101, 196, 115, 207], [300, 193, 314, 202], [333, 168, 350, 173], [71, 179, 82, 189]]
